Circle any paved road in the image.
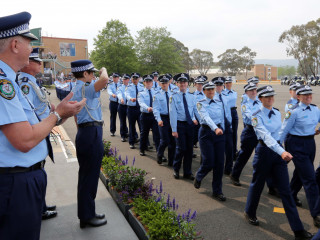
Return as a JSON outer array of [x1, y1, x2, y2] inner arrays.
[[48, 83, 320, 240]]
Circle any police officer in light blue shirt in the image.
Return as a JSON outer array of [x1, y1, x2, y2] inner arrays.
[[0, 11, 86, 239], [107, 72, 120, 136], [194, 81, 227, 202], [125, 72, 144, 148], [241, 77, 259, 106], [244, 85, 313, 240], [167, 73, 179, 93], [71, 59, 109, 228], [279, 85, 320, 228], [152, 71, 160, 91], [285, 82, 300, 112], [153, 74, 176, 166], [223, 76, 239, 161], [169, 73, 200, 180], [137, 74, 160, 156], [116, 74, 130, 142]]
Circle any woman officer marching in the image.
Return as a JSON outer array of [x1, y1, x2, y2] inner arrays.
[[244, 85, 312, 240], [193, 81, 227, 201]]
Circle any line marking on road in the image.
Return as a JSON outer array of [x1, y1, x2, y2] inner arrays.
[[273, 207, 285, 214]]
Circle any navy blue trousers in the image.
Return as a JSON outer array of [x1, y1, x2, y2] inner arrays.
[[158, 115, 176, 165], [224, 124, 233, 174], [127, 106, 141, 145], [75, 125, 104, 221], [245, 143, 304, 231], [196, 126, 225, 194], [231, 108, 239, 158], [286, 134, 320, 217], [109, 101, 118, 134], [193, 117, 200, 146], [231, 126, 258, 181], [173, 121, 194, 175], [139, 113, 160, 152], [118, 104, 128, 138], [0, 169, 46, 240]]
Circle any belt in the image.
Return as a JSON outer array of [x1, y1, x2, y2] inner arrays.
[[201, 124, 222, 129], [259, 140, 280, 147], [128, 105, 139, 108], [160, 114, 169, 118], [289, 134, 314, 139], [78, 121, 104, 128], [231, 107, 237, 110], [177, 120, 187, 124], [141, 112, 153, 115], [0, 160, 45, 174]]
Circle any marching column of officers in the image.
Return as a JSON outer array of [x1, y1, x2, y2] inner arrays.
[[108, 71, 320, 240]]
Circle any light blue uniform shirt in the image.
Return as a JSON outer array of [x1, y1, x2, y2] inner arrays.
[[252, 107, 285, 156], [194, 90, 205, 102], [169, 91, 200, 132], [0, 60, 48, 167], [153, 89, 172, 122], [152, 81, 160, 91], [107, 82, 120, 102], [279, 102, 320, 143], [214, 92, 232, 125], [285, 98, 298, 112], [241, 97, 262, 125], [137, 88, 156, 113], [71, 80, 77, 90], [241, 93, 248, 104], [18, 72, 50, 120], [169, 83, 179, 92], [223, 89, 238, 108], [72, 80, 102, 124], [196, 97, 224, 131], [116, 84, 129, 105], [125, 83, 144, 107]]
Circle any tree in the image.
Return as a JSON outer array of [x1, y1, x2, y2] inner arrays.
[[90, 20, 138, 74], [135, 27, 184, 74], [238, 46, 257, 80], [217, 49, 242, 76], [278, 65, 296, 77], [172, 39, 192, 74], [190, 49, 214, 75]]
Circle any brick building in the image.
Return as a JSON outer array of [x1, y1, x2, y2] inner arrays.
[[252, 64, 278, 81]]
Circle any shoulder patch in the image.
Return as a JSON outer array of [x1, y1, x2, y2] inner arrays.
[[252, 117, 258, 127], [288, 104, 293, 109], [197, 102, 202, 111], [0, 68, 7, 77], [0, 79, 15, 100], [273, 107, 279, 111], [252, 109, 261, 116], [169, 96, 173, 103], [125, 86, 128, 91], [285, 111, 291, 119], [241, 105, 246, 112], [153, 95, 156, 102], [21, 85, 30, 95]]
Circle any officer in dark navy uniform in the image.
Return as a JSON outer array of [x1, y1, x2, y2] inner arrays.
[[153, 74, 176, 165], [169, 73, 200, 180], [107, 72, 120, 136], [125, 73, 144, 149], [280, 85, 320, 228], [137, 74, 160, 156], [244, 85, 313, 240], [194, 82, 227, 201], [116, 74, 130, 142], [71, 60, 109, 228], [0, 12, 86, 239]]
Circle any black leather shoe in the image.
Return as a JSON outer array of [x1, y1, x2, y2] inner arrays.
[[244, 212, 259, 226], [157, 156, 162, 165], [134, 138, 140, 143], [294, 230, 313, 240], [192, 153, 197, 158], [95, 213, 105, 219], [294, 197, 302, 207], [173, 171, 179, 179], [230, 175, 241, 186], [129, 144, 135, 149], [268, 188, 280, 198], [212, 193, 226, 202], [46, 205, 56, 211], [162, 157, 167, 162], [140, 151, 145, 156], [42, 210, 57, 220], [80, 217, 107, 228], [314, 215, 320, 228], [194, 178, 201, 189], [110, 133, 115, 137], [148, 145, 153, 150], [183, 174, 195, 180], [121, 138, 126, 142]]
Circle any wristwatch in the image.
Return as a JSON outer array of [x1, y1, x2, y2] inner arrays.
[[51, 111, 62, 126]]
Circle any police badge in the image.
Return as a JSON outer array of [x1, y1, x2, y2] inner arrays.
[[0, 79, 15, 100]]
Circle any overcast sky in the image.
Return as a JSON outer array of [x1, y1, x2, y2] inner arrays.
[[3, 0, 320, 59]]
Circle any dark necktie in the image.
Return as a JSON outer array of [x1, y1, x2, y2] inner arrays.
[[165, 91, 169, 113], [253, 100, 258, 106], [135, 85, 139, 107], [228, 90, 232, 94], [306, 106, 311, 111], [155, 82, 158, 88], [209, 99, 215, 105], [183, 93, 193, 125], [115, 83, 118, 101], [219, 94, 229, 127], [148, 89, 152, 107], [268, 110, 275, 118], [169, 85, 171, 90]]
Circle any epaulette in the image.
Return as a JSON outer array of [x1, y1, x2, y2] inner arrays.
[[287, 99, 293, 104], [273, 107, 279, 111], [311, 104, 317, 107], [0, 68, 7, 77], [172, 91, 178, 95], [252, 109, 261, 116], [21, 77, 29, 82], [222, 92, 228, 96], [199, 98, 206, 102]]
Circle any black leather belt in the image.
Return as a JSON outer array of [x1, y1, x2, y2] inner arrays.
[[201, 124, 222, 129], [160, 114, 169, 118], [177, 120, 187, 124], [0, 160, 45, 174], [231, 107, 237, 110], [78, 121, 104, 128], [141, 112, 153, 115], [289, 134, 314, 139]]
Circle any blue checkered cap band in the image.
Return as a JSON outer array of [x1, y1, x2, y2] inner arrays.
[[0, 23, 29, 39], [296, 85, 313, 95], [257, 85, 276, 97], [71, 63, 96, 72], [203, 82, 215, 89]]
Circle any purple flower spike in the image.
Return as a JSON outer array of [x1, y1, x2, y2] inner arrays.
[[159, 181, 163, 193], [118, 155, 121, 161], [176, 204, 179, 210], [166, 194, 170, 207], [172, 198, 176, 210], [187, 209, 191, 219], [191, 210, 197, 220], [132, 157, 135, 166], [125, 157, 128, 165]]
